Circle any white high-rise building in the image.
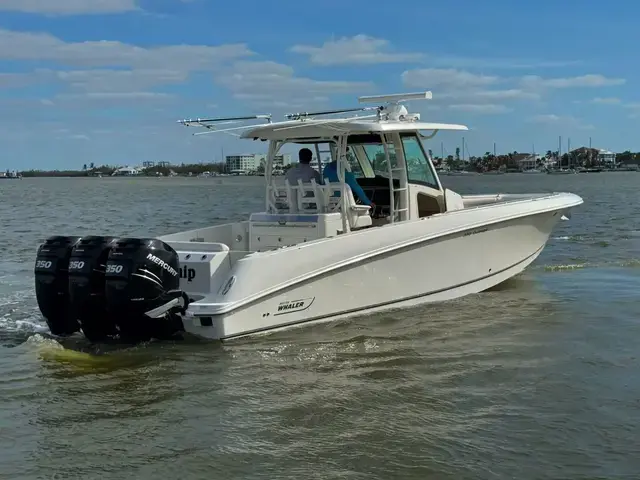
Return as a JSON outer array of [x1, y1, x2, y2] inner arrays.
[[225, 153, 292, 173], [225, 154, 259, 173]]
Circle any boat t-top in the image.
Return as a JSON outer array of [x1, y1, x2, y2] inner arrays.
[[33, 91, 584, 344]]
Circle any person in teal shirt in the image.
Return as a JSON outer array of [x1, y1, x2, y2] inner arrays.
[[323, 159, 375, 207]]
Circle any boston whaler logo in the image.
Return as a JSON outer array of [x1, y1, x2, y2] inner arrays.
[[275, 297, 315, 315], [146, 253, 178, 277]]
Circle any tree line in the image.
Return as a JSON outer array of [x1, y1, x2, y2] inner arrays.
[[15, 147, 640, 177], [20, 162, 229, 177]]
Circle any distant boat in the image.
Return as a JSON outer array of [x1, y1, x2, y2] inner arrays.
[[547, 169, 576, 175], [0, 170, 22, 179]]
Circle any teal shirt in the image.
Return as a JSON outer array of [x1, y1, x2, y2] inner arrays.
[[322, 161, 373, 206]]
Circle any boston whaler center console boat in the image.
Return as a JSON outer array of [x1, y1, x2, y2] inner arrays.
[[33, 91, 583, 343]]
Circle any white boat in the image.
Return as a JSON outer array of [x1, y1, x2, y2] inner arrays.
[[33, 91, 583, 344], [161, 91, 582, 341]]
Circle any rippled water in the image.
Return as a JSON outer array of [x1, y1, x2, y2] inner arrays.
[[1, 174, 639, 479]]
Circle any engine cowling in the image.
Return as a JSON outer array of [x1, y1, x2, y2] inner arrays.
[[68, 236, 120, 343], [34, 235, 83, 336], [104, 238, 188, 343]]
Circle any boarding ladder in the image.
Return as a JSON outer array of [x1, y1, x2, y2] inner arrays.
[[382, 134, 409, 222], [314, 143, 333, 176]]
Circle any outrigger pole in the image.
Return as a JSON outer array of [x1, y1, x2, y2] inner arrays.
[[285, 107, 378, 121], [175, 91, 434, 135], [177, 115, 272, 136]]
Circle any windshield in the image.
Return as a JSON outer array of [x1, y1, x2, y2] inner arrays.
[[345, 148, 363, 176], [362, 144, 398, 176], [400, 133, 439, 189], [344, 134, 438, 188], [345, 135, 397, 178]]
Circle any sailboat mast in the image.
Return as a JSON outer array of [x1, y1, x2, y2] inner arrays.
[[558, 136, 562, 168]]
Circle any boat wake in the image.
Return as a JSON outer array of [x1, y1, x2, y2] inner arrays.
[[539, 258, 640, 272]]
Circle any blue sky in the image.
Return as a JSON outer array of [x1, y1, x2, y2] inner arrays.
[[0, 0, 637, 170]]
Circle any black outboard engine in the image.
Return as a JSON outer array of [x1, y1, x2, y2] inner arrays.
[[34, 235, 83, 336], [104, 238, 189, 343], [67, 236, 120, 343]]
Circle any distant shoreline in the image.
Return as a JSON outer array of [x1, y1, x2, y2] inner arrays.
[[8, 149, 640, 178], [17, 163, 228, 178]]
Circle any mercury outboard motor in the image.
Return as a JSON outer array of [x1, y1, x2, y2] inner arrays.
[[67, 236, 119, 343], [104, 238, 189, 343], [34, 235, 83, 336]]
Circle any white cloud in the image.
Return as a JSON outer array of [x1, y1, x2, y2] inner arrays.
[[471, 89, 540, 101], [0, 0, 139, 15], [68, 134, 90, 140], [401, 67, 625, 116], [428, 55, 582, 70], [213, 61, 374, 108], [401, 68, 536, 111], [402, 68, 500, 89], [290, 35, 579, 71], [439, 88, 540, 103], [404, 69, 625, 95], [56, 92, 173, 101], [521, 74, 625, 89], [53, 68, 188, 92], [622, 102, 640, 118], [529, 114, 561, 123], [448, 104, 512, 114], [589, 97, 621, 105], [0, 28, 253, 70], [291, 34, 423, 66], [0, 73, 35, 88], [528, 114, 594, 130]]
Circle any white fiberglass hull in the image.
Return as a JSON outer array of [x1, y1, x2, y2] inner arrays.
[[175, 192, 582, 342]]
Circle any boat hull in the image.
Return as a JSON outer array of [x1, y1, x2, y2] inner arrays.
[[181, 207, 564, 341]]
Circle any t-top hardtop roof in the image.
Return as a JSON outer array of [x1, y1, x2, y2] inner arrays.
[[177, 91, 469, 142], [239, 118, 468, 141]]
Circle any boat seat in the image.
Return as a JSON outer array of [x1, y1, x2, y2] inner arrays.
[[266, 179, 372, 229], [319, 182, 372, 229], [266, 179, 321, 213]]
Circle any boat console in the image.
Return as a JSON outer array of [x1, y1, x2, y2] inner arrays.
[[355, 175, 401, 218]]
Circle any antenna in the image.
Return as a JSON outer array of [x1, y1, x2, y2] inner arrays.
[[357, 91, 433, 104]]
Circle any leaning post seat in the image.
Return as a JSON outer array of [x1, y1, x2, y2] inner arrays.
[[266, 179, 372, 227], [255, 179, 373, 251]]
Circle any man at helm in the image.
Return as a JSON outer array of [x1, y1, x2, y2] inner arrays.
[[285, 148, 322, 184], [323, 148, 374, 208]]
